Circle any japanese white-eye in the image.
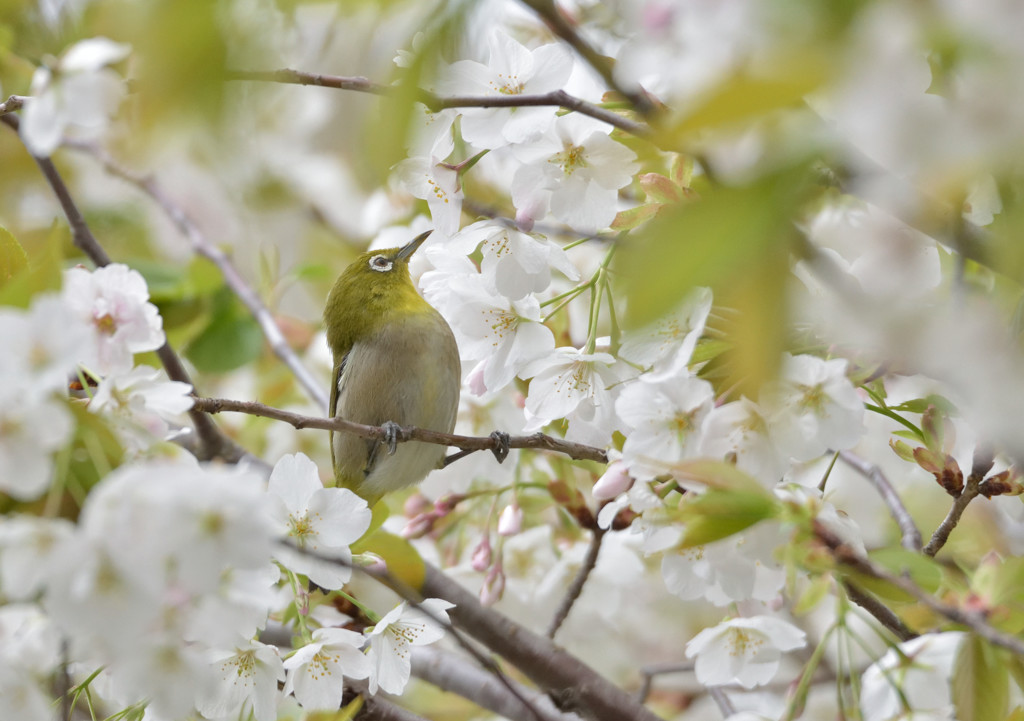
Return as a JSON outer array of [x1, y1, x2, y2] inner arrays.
[[324, 231, 460, 506]]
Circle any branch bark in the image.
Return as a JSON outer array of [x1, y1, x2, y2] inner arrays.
[[415, 562, 663, 721], [227, 69, 648, 137], [1, 113, 245, 463], [64, 139, 330, 410], [922, 474, 982, 557], [546, 526, 606, 638], [838, 451, 923, 552], [191, 395, 609, 464]]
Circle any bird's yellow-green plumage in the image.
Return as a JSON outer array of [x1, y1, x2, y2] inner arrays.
[[324, 232, 460, 506]]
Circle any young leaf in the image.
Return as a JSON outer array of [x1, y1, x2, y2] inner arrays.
[[952, 636, 1008, 721]]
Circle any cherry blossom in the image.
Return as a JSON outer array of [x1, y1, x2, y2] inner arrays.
[[283, 627, 371, 711], [522, 347, 630, 446], [619, 287, 713, 381], [511, 114, 639, 230], [20, 37, 130, 156], [266, 453, 371, 590], [198, 640, 284, 721], [760, 354, 865, 462], [447, 220, 580, 300], [62, 263, 165, 377], [860, 633, 964, 721], [442, 29, 573, 149], [686, 615, 807, 689], [89, 365, 194, 449], [617, 374, 716, 482], [366, 598, 454, 695]]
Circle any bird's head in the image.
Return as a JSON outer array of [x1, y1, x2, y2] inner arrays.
[[324, 231, 433, 351]]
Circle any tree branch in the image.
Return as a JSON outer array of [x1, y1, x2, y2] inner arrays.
[[412, 646, 582, 721], [0, 94, 26, 116], [64, 139, 330, 410], [922, 474, 982, 557], [0, 113, 245, 463], [227, 69, 648, 137], [841, 580, 916, 642], [838, 450, 923, 552], [191, 395, 609, 463], [819, 526, 1024, 657], [545, 525, 606, 638], [516, 0, 655, 117], [416, 562, 663, 721]]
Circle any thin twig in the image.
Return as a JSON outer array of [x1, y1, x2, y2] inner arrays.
[[227, 68, 648, 137], [922, 474, 982, 557], [64, 139, 330, 410], [838, 450, 923, 552], [636, 662, 693, 703], [0, 94, 26, 116], [516, 0, 655, 116], [191, 395, 609, 463], [819, 525, 1024, 657], [708, 687, 736, 718], [546, 526, 606, 638], [841, 580, 916, 642], [1, 113, 244, 463]]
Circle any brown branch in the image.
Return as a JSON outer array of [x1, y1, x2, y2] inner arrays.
[[545, 525, 606, 638], [412, 647, 581, 721], [516, 0, 655, 116], [841, 580, 916, 642], [819, 526, 1024, 657], [0, 94, 26, 116], [1, 113, 244, 463], [838, 450, 923, 552], [922, 474, 982, 557], [227, 68, 648, 137], [64, 140, 330, 411], [415, 562, 663, 721], [191, 395, 609, 463]]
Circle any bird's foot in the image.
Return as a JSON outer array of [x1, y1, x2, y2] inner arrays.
[[381, 421, 402, 456], [489, 431, 510, 464]]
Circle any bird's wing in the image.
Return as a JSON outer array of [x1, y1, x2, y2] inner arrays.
[[328, 352, 348, 474]]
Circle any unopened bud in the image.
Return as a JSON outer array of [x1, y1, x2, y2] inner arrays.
[[593, 461, 633, 500], [435, 493, 465, 515], [401, 512, 437, 539], [479, 564, 505, 606], [497, 503, 523, 536], [353, 552, 388, 575], [403, 492, 432, 518], [471, 536, 492, 572]]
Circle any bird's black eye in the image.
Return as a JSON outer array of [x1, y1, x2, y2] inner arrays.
[[369, 255, 393, 273]]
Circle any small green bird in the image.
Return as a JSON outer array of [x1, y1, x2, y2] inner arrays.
[[324, 231, 460, 506]]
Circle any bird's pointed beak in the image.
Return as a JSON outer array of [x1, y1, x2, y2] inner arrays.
[[396, 230, 433, 261]]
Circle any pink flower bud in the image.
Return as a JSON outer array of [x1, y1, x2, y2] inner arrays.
[[403, 492, 432, 518], [593, 461, 633, 500], [497, 503, 523, 536], [401, 511, 437, 539], [479, 564, 505, 606], [470, 536, 492, 572], [434, 493, 465, 515], [356, 552, 388, 575]]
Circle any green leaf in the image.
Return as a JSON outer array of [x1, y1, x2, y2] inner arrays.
[[660, 56, 829, 140], [677, 486, 779, 548], [0, 225, 28, 286], [184, 290, 263, 373], [617, 164, 808, 394], [611, 202, 661, 231], [639, 173, 685, 204], [671, 458, 774, 495], [871, 547, 943, 593], [0, 223, 64, 308], [953, 636, 1008, 721], [351, 526, 426, 591]]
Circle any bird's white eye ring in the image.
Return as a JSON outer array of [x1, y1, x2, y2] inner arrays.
[[369, 255, 393, 273]]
